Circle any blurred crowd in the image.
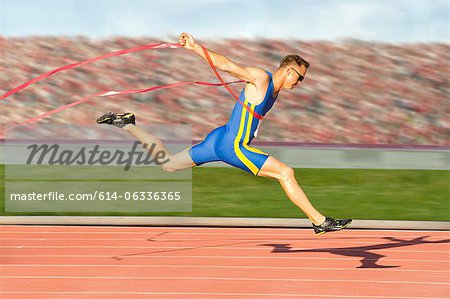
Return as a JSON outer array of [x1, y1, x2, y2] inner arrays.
[[1, 37, 448, 145]]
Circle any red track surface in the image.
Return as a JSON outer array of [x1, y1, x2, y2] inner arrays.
[[1, 225, 449, 298]]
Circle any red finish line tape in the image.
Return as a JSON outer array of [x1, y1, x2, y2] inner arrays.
[[0, 42, 181, 101], [1, 80, 243, 134], [0, 41, 261, 134], [201, 46, 263, 120]]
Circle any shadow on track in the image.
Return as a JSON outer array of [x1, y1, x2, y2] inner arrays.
[[261, 235, 450, 268]]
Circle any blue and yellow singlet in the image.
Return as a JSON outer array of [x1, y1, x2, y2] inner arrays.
[[189, 71, 277, 175]]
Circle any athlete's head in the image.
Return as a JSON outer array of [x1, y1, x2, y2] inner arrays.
[[278, 54, 310, 90]]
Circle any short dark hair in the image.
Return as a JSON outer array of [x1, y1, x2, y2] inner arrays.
[[279, 54, 310, 69]]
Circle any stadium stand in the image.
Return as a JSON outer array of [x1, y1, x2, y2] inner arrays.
[[1, 37, 448, 145]]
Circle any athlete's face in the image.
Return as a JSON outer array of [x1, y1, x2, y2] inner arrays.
[[286, 65, 306, 89]]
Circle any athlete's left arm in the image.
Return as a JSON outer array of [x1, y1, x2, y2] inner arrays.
[[179, 32, 268, 85]]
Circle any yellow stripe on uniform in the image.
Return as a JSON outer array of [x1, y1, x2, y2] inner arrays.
[[233, 100, 259, 175], [243, 103, 268, 156]]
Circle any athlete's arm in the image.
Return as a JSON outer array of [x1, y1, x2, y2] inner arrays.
[[179, 32, 267, 85]]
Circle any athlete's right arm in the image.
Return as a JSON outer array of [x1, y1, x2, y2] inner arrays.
[[179, 32, 267, 85]]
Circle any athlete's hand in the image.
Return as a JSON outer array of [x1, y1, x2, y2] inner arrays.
[[179, 32, 197, 50]]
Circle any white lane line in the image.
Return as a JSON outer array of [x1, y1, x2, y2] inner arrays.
[[1, 254, 447, 262], [1, 276, 448, 285], [6, 237, 439, 245], [1, 231, 448, 238], [0, 231, 324, 236], [2, 245, 448, 254], [3, 238, 449, 249], [0, 291, 439, 299], [0, 239, 388, 245], [1, 225, 448, 233], [1, 264, 449, 272]]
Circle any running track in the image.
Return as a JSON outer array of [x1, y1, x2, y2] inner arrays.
[[1, 225, 449, 298]]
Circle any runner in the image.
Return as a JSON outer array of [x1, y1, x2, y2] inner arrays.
[[97, 32, 352, 234]]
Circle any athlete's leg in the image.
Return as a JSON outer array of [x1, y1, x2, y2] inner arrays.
[[123, 124, 195, 172], [258, 156, 325, 225]]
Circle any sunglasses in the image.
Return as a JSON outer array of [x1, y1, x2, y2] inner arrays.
[[290, 67, 305, 83]]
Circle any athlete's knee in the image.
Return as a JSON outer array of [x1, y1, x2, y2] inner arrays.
[[279, 163, 295, 182]]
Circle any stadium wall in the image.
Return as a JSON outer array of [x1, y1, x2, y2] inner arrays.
[[1, 140, 448, 170]]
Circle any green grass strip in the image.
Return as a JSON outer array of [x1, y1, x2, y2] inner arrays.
[[1, 165, 448, 221]]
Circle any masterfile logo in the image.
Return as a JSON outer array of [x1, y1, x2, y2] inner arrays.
[[26, 141, 169, 171]]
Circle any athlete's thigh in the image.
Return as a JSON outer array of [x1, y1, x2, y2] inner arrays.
[[188, 126, 224, 166], [257, 156, 284, 179], [164, 147, 196, 171]]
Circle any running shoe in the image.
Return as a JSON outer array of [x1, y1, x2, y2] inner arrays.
[[96, 112, 135, 128], [313, 217, 352, 235]]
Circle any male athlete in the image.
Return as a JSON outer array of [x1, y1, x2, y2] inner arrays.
[[97, 32, 351, 234]]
